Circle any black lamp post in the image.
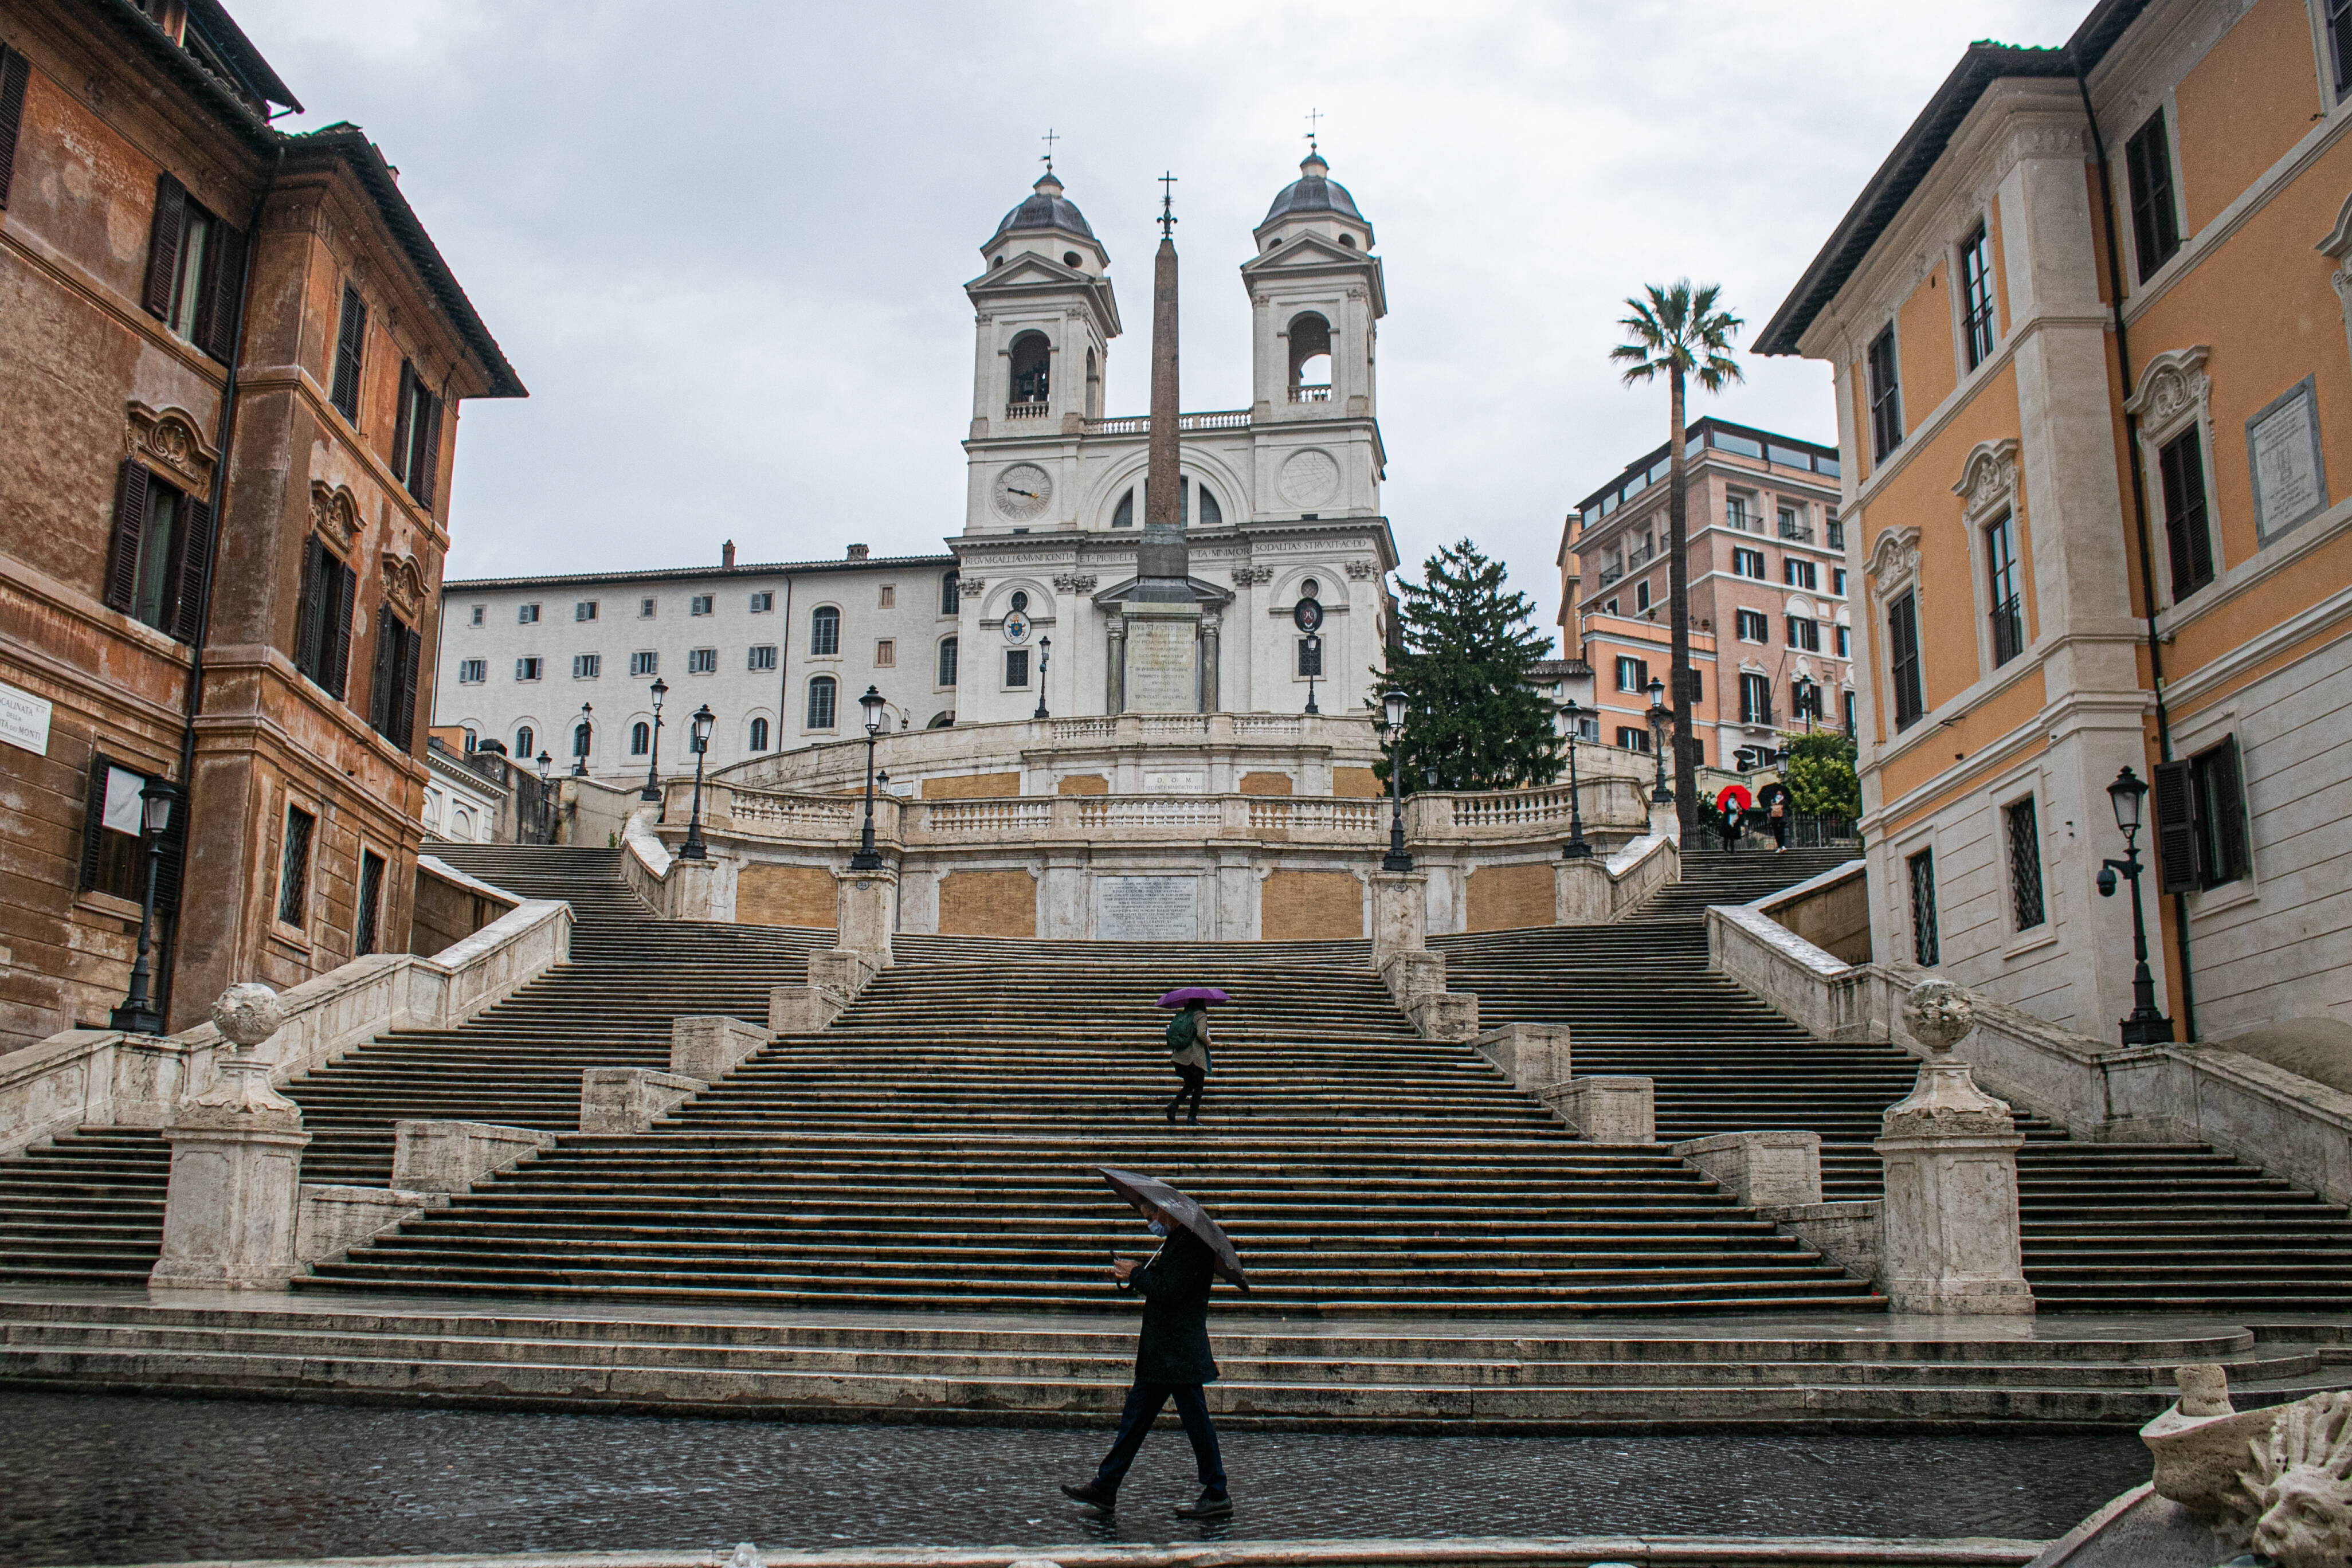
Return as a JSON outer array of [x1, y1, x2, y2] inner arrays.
[[1558, 697, 1592, 860], [1381, 687, 1413, 872], [640, 676, 668, 802], [109, 777, 182, 1035], [1644, 675, 1672, 805], [2096, 765, 2175, 1045], [679, 704, 715, 861], [851, 684, 888, 870], [1034, 636, 1052, 720], [535, 751, 553, 844], [573, 701, 593, 777], [1303, 634, 1321, 715]]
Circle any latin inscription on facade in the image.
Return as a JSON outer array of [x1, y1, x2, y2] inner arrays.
[[1099, 876, 1199, 939], [1124, 610, 1198, 713], [2249, 378, 2328, 544]]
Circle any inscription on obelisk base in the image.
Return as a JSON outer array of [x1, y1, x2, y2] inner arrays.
[[1124, 601, 1199, 713]]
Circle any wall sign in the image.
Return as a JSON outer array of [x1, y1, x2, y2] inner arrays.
[[0, 680, 52, 755], [2247, 377, 2329, 546]]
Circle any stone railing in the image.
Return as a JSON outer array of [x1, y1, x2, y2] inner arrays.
[[1446, 778, 1649, 838], [1708, 887, 2352, 1208], [1084, 409, 1253, 435], [1, 897, 572, 1159]]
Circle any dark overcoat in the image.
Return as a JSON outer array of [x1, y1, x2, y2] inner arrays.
[[1122, 1226, 1220, 1385]]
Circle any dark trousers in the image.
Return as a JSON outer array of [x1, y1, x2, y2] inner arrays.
[[1167, 1067, 1206, 1120], [1769, 814, 1788, 848], [1094, 1380, 1226, 1496]]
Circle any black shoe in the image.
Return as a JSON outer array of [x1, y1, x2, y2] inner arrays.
[[1165, 1106, 1178, 1123], [1060, 1481, 1118, 1512], [1174, 1491, 1233, 1520]]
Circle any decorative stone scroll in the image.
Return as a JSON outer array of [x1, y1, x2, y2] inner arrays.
[[1344, 560, 1379, 579], [1051, 573, 1097, 594], [1865, 526, 1922, 605], [379, 550, 428, 620], [126, 402, 218, 493], [1951, 437, 2020, 524], [2122, 345, 2211, 445], [1230, 565, 1274, 586], [310, 482, 362, 551]]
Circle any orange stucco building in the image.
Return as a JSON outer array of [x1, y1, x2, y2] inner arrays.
[[1760, 0, 2352, 1046]]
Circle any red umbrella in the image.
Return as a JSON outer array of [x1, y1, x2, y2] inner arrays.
[[1092, 1166, 1249, 1288], [1155, 986, 1229, 1008], [1715, 784, 1753, 813]]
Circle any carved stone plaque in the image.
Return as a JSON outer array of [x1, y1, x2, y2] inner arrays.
[[1099, 876, 1199, 940]]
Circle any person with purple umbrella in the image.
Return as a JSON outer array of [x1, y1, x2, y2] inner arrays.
[[1156, 986, 1226, 1124]]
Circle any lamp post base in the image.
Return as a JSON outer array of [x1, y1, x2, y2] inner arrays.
[[108, 1003, 164, 1036], [2119, 1011, 2176, 1046], [1560, 839, 1593, 860]]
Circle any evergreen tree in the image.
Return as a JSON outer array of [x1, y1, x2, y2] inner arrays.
[[1782, 729, 1861, 818], [1375, 539, 1562, 793]]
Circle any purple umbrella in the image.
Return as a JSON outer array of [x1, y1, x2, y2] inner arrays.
[[1155, 986, 1229, 1009]]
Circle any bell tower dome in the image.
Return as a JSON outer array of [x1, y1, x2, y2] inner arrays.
[[965, 170, 1121, 443], [1244, 152, 1385, 425]]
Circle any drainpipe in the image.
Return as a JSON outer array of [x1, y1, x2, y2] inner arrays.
[[164, 142, 278, 1022], [2075, 60, 2196, 1042]]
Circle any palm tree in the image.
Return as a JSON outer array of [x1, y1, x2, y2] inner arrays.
[[1611, 280, 1745, 825]]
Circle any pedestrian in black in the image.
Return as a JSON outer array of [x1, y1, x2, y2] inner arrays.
[[1164, 998, 1212, 1123], [1717, 795, 1744, 853], [1768, 791, 1790, 853], [1060, 1199, 1231, 1520]]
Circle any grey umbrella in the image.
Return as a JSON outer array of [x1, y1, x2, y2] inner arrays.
[[1092, 1165, 1249, 1289]]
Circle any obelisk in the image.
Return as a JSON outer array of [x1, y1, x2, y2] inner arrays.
[[1122, 177, 1204, 712]]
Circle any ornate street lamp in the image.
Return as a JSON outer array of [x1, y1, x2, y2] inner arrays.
[[1558, 697, 1591, 860], [572, 700, 593, 777], [1645, 675, 1672, 805], [535, 751, 553, 844], [2096, 766, 2175, 1045], [109, 777, 183, 1035], [1302, 633, 1322, 715], [640, 676, 668, 802], [1034, 636, 1052, 721], [1381, 687, 1413, 872], [679, 704, 715, 861], [851, 684, 888, 870]]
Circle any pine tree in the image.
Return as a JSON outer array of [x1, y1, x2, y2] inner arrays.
[[1375, 539, 1562, 793]]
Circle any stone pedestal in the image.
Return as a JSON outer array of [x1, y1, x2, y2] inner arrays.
[[1873, 980, 2035, 1315], [581, 1068, 706, 1132], [1123, 599, 1201, 713], [150, 984, 310, 1292], [1380, 950, 1447, 1010], [834, 865, 898, 967], [1673, 1130, 1822, 1208], [1473, 1023, 1570, 1093], [1540, 1076, 1655, 1144], [669, 856, 731, 921], [1555, 859, 1613, 926], [1368, 872, 1428, 971], [669, 1014, 770, 1081]]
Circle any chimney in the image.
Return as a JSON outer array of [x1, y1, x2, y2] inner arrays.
[[721, 539, 736, 568], [847, 543, 870, 561]]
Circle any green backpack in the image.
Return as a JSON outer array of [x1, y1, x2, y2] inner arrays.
[[1165, 1010, 1198, 1052]]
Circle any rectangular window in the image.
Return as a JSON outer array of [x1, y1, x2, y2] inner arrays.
[[1739, 671, 1773, 726], [1888, 590, 1924, 731], [879, 585, 896, 609], [688, 647, 717, 674], [290, 534, 356, 699], [1724, 496, 1751, 531], [277, 805, 315, 928], [470, 605, 485, 626], [749, 591, 774, 613], [1826, 518, 1846, 551], [640, 597, 657, 618], [1907, 848, 1939, 966], [2124, 111, 2182, 281], [1985, 511, 2025, 666], [329, 284, 366, 424], [1298, 636, 1323, 677], [82, 762, 151, 903], [458, 658, 486, 684], [691, 594, 714, 617], [103, 463, 214, 644], [2156, 738, 2250, 893], [573, 654, 600, 679], [630, 650, 657, 677], [516, 657, 542, 681], [1614, 656, 1648, 693], [1732, 547, 1766, 579], [1793, 681, 1824, 721], [2158, 427, 2216, 598], [748, 644, 778, 671], [1785, 617, 1821, 652], [1616, 726, 1649, 753], [2005, 796, 2046, 931], [1783, 558, 1818, 590], [138, 174, 245, 361], [1777, 505, 1809, 542], [1844, 689, 1857, 735], [1867, 325, 1903, 461], [1005, 648, 1030, 688], [1635, 580, 1652, 613], [368, 607, 422, 750], [518, 603, 540, 625], [806, 678, 837, 730], [1960, 222, 1997, 370], [941, 573, 961, 614], [1735, 609, 1768, 643], [1835, 624, 1851, 657], [1832, 568, 1848, 597], [2330, 0, 2352, 99], [355, 849, 386, 957], [873, 639, 895, 668], [936, 636, 958, 687], [389, 362, 441, 506], [575, 601, 598, 622]]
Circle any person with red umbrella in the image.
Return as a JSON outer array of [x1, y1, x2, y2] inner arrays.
[[1061, 1166, 1245, 1521], [1155, 986, 1226, 1124]]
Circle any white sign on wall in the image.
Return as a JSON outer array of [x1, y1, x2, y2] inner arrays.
[[1097, 875, 1199, 940], [0, 680, 52, 755], [2248, 377, 2329, 546]]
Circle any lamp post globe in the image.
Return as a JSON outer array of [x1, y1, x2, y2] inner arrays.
[[1558, 697, 1591, 859], [679, 704, 715, 861], [850, 684, 888, 870], [641, 676, 668, 802], [108, 776, 182, 1035], [1380, 688, 1412, 872], [2092, 765, 2173, 1045], [2107, 765, 2148, 833]]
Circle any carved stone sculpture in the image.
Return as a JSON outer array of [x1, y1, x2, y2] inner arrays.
[[211, 981, 285, 1051], [2244, 1392, 2352, 1568], [1902, 977, 1975, 1056]]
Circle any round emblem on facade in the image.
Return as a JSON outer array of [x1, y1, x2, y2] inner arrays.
[[1279, 449, 1340, 509], [1003, 611, 1030, 643], [993, 464, 1053, 520], [1292, 596, 1324, 634]]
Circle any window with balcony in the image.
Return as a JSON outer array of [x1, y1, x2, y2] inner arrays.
[[1985, 511, 2024, 665], [1867, 326, 1903, 461], [2124, 111, 2182, 281], [1826, 518, 1845, 550], [1777, 506, 1812, 543], [1725, 495, 1752, 531], [1960, 222, 1997, 370]]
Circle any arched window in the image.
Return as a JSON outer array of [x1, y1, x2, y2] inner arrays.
[[630, 721, 650, 756], [1111, 488, 1134, 528], [1183, 476, 1223, 528], [810, 605, 840, 656], [572, 721, 591, 758], [1085, 347, 1100, 417], [1009, 331, 1050, 405], [1288, 311, 1332, 401], [936, 635, 958, 688], [515, 726, 532, 758], [462, 727, 477, 751], [940, 570, 960, 614], [806, 675, 837, 730], [748, 716, 769, 751], [927, 710, 955, 728]]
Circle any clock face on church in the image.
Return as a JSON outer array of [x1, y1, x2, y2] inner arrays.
[[992, 464, 1052, 521]]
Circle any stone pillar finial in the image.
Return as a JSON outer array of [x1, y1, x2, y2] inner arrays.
[[1902, 978, 1974, 1057], [150, 983, 311, 1291]]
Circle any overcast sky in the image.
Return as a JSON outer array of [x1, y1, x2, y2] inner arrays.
[[234, 0, 2086, 645]]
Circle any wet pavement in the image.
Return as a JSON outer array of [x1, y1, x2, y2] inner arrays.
[[0, 1389, 2146, 1566]]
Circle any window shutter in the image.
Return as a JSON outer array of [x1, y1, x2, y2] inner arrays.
[[152, 798, 187, 915], [0, 46, 31, 211], [369, 604, 396, 735], [414, 391, 441, 508], [168, 495, 214, 644], [2212, 739, 2248, 884], [394, 624, 422, 750], [324, 560, 356, 700], [389, 362, 414, 481], [104, 461, 152, 613], [141, 174, 186, 319], [77, 752, 111, 891], [194, 218, 245, 362], [293, 535, 325, 677], [2153, 758, 2200, 895], [331, 285, 366, 421]]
